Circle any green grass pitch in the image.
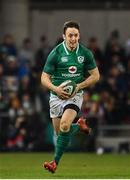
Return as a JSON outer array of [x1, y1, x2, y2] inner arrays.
[[0, 152, 130, 178]]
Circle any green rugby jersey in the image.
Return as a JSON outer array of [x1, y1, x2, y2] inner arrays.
[[43, 41, 97, 86]]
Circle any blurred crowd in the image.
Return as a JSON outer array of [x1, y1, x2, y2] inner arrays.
[[0, 30, 130, 152]]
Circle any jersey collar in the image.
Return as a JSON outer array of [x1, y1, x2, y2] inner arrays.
[[62, 41, 79, 55]]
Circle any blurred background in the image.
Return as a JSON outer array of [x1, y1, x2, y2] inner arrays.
[[0, 0, 130, 154]]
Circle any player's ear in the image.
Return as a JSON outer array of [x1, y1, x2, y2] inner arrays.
[[63, 34, 65, 40], [78, 33, 80, 40]]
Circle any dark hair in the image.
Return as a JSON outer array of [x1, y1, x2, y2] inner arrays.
[[63, 21, 80, 34]]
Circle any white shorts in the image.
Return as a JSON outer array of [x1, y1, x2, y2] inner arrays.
[[49, 92, 83, 118]]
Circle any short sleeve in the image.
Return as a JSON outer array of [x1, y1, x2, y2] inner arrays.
[[85, 50, 97, 71], [43, 49, 57, 75]]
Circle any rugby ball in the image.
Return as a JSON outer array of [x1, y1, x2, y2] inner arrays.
[[61, 80, 77, 96]]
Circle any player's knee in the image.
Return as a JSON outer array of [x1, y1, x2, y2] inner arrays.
[[60, 121, 70, 132]]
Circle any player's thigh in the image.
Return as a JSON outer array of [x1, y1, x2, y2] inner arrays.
[[52, 118, 61, 135], [60, 108, 77, 131], [60, 93, 83, 128]]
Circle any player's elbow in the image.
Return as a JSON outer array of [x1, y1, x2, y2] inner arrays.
[[94, 67, 100, 82], [95, 71, 100, 82], [41, 72, 46, 86], [93, 71, 100, 84], [41, 74, 43, 84], [89, 67, 100, 84]]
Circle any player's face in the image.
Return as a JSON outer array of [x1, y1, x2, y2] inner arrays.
[[63, 27, 80, 51]]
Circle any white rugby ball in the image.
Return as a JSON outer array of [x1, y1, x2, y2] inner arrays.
[[61, 80, 77, 96]]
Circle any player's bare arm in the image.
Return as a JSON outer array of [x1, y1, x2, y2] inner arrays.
[[41, 72, 70, 99], [76, 67, 100, 91]]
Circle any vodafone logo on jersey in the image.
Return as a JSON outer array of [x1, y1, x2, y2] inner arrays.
[[68, 66, 77, 74]]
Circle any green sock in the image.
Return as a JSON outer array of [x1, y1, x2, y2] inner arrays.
[[54, 131, 70, 165], [70, 123, 80, 135]]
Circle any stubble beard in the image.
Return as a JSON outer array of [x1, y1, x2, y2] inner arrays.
[[69, 42, 77, 51]]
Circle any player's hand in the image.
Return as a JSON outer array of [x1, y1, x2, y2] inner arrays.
[[53, 85, 70, 100]]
